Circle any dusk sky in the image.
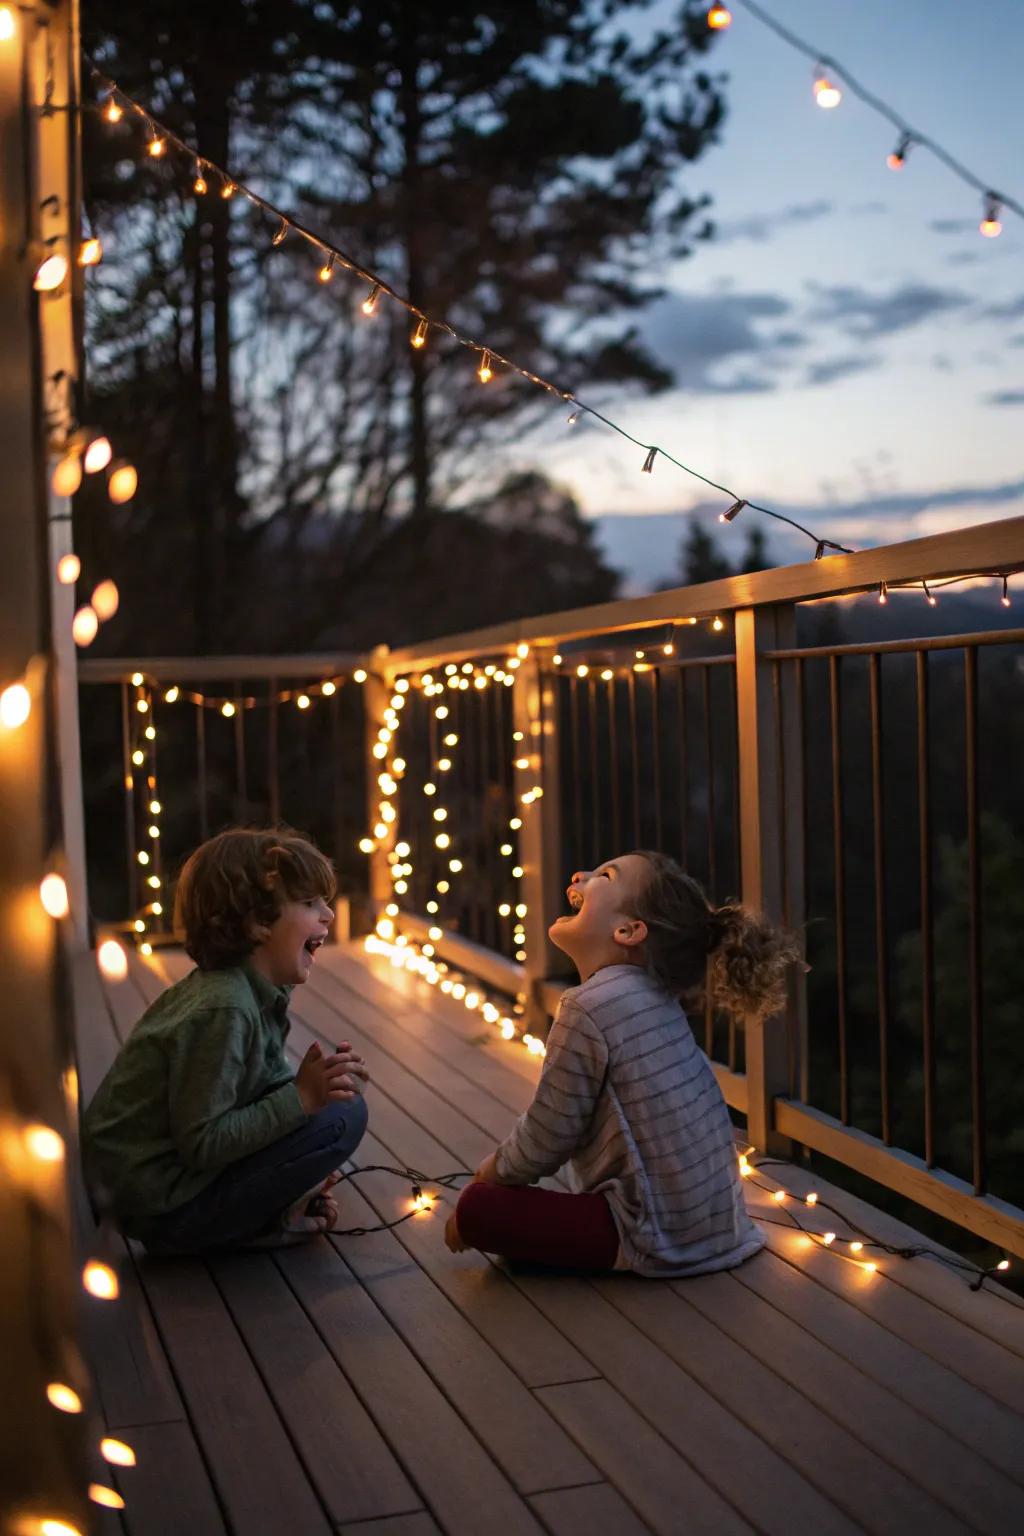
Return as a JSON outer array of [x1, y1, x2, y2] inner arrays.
[[517, 0, 1023, 576]]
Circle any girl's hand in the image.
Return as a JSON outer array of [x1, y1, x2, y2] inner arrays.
[[333, 1041, 369, 1086], [472, 1151, 502, 1185], [444, 1209, 469, 1253]]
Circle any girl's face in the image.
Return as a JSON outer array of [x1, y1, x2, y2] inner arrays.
[[249, 895, 334, 986], [549, 854, 650, 978]]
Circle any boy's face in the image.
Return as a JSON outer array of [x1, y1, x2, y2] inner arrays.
[[249, 895, 334, 987], [549, 854, 650, 980]]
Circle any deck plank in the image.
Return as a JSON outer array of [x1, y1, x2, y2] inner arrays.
[[276, 1239, 546, 1536], [114, 1420, 226, 1536], [210, 1252, 423, 1526], [597, 1276, 970, 1536], [134, 1253, 334, 1534], [677, 1266, 1022, 1533], [509, 1273, 859, 1536], [533, 1380, 753, 1536], [337, 1515, 442, 1536], [325, 1176, 601, 1495], [528, 1482, 653, 1536], [733, 1241, 1024, 1488]]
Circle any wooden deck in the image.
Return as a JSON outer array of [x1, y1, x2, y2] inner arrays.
[[71, 941, 1024, 1536]]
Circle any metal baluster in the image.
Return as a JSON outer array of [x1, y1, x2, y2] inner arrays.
[[608, 673, 622, 853], [829, 654, 849, 1125], [965, 646, 986, 1195], [651, 668, 663, 852], [627, 668, 641, 848], [869, 653, 891, 1144], [589, 677, 601, 867], [916, 652, 935, 1167], [569, 676, 584, 870]]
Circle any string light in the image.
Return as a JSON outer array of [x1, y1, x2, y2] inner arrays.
[[719, 498, 746, 523], [89, 1486, 126, 1511], [1, 682, 31, 729], [78, 236, 103, 267], [887, 132, 912, 171], [980, 193, 1002, 238], [46, 1383, 82, 1414], [477, 351, 493, 383], [707, 4, 732, 28], [813, 67, 842, 110], [97, 938, 129, 981], [103, 95, 122, 123], [1001, 577, 1011, 608], [221, 181, 236, 201], [147, 132, 167, 158], [0, 6, 16, 41], [39, 873, 69, 919], [26, 1124, 65, 1163], [83, 434, 112, 474], [34, 252, 69, 292], [361, 282, 381, 316], [107, 459, 138, 504], [91, 579, 119, 622], [82, 1260, 119, 1299], [52, 456, 83, 498], [193, 166, 208, 195], [878, 581, 888, 605], [272, 219, 288, 247], [923, 580, 937, 607], [318, 254, 335, 283], [100, 1438, 136, 1467], [411, 317, 428, 349]]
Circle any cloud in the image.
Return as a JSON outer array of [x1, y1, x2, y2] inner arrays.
[[804, 354, 883, 386], [984, 389, 1024, 406], [929, 218, 972, 236], [982, 294, 1024, 320], [807, 281, 970, 338], [1009, 335, 1024, 349], [714, 200, 833, 245], [640, 290, 805, 395]]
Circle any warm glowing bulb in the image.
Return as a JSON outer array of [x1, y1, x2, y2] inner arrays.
[[980, 215, 1002, 239], [56, 551, 81, 584], [849, 1240, 863, 1253], [435, 833, 451, 849], [98, 938, 128, 981], [78, 236, 103, 267], [411, 317, 428, 348], [359, 837, 375, 854], [0, 6, 15, 40], [34, 253, 69, 292], [83, 1260, 119, 1299], [322, 680, 336, 696], [707, 4, 731, 28], [221, 182, 236, 200], [822, 1231, 836, 1245], [40, 873, 69, 918], [296, 693, 310, 710], [863, 1262, 878, 1274], [478, 351, 493, 383], [0, 682, 31, 728], [997, 1259, 1011, 1271], [361, 282, 381, 316], [39, 1522, 83, 1536], [221, 701, 236, 717], [91, 579, 119, 621], [131, 749, 144, 766], [576, 664, 589, 678], [52, 453, 83, 497], [100, 1437, 136, 1467], [26, 1124, 65, 1163], [104, 97, 123, 123], [89, 1485, 126, 1510], [46, 1382, 82, 1413], [108, 460, 138, 504], [501, 1019, 516, 1039], [814, 73, 842, 109], [194, 172, 208, 195], [354, 669, 367, 683], [83, 435, 112, 474], [772, 1188, 786, 1203], [805, 1192, 818, 1206], [147, 135, 166, 158], [712, 616, 725, 632], [318, 257, 334, 282]]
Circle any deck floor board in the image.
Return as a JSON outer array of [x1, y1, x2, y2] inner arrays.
[[68, 941, 1024, 1536]]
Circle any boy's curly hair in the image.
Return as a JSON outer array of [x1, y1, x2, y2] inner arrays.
[[173, 827, 335, 970], [626, 850, 802, 1023]]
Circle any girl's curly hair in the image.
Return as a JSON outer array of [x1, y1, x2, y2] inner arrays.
[[173, 827, 335, 970], [626, 849, 802, 1023]]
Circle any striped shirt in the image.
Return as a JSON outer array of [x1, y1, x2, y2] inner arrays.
[[494, 963, 765, 1277]]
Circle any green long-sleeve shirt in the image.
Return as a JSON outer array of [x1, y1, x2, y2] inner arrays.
[[82, 962, 307, 1224]]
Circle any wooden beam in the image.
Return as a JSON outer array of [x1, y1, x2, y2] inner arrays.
[[775, 1098, 1024, 1261], [78, 651, 368, 682]]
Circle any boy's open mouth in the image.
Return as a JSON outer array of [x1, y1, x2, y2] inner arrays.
[[566, 887, 584, 911], [304, 937, 325, 956]]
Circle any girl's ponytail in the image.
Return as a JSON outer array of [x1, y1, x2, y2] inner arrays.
[[706, 901, 801, 1024], [628, 851, 801, 1021]]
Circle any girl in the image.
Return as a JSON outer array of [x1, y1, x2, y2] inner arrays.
[[445, 850, 799, 1276]]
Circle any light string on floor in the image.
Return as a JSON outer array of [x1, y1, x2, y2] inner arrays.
[[741, 1151, 1016, 1298], [712, 0, 1023, 236], [81, 56, 856, 564]]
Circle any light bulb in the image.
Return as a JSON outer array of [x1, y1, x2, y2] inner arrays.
[[164, 686, 178, 702], [104, 97, 123, 123], [601, 669, 614, 681], [478, 351, 493, 383], [576, 664, 589, 678], [46, 1382, 82, 1413], [91, 579, 119, 621], [131, 749, 144, 766], [361, 282, 381, 315], [98, 938, 128, 980], [707, 4, 731, 28], [805, 1192, 818, 1206], [194, 170, 208, 195], [100, 1437, 136, 1467], [221, 701, 236, 717], [354, 669, 367, 683], [83, 435, 112, 473], [52, 454, 83, 497], [321, 680, 336, 696], [411, 317, 428, 348], [221, 182, 235, 200], [78, 236, 103, 267], [318, 256, 334, 282], [272, 219, 288, 247], [0, 5, 16, 40], [822, 1231, 836, 1245], [108, 460, 138, 503], [980, 194, 1003, 238], [359, 837, 375, 854], [71, 602, 97, 645], [149, 798, 161, 813], [0, 682, 31, 728], [40, 872, 69, 918], [813, 71, 842, 109], [711, 616, 725, 633], [296, 694, 310, 710], [887, 132, 912, 172], [147, 135, 166, 158], [772, 1188, 786, 1203], [878, 582, 888, 605], [39, 1521, 83, 1536], [849, 1240, 864, 1253], [26, 1125, 65, 1163], [89, 1486, 126, 1510], [34, 253, 69, 292]]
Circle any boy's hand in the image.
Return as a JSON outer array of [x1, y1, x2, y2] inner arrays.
[[296, 1041, 365, 1112], [472, 1151, 502, 1185]]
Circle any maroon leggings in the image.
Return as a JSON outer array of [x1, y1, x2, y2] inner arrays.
[[455, 1180, 620, 1269]]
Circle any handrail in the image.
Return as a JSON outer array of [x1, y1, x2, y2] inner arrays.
[[77, 651, 370, 682], [384, 515, 1024, 670], [767, 626, 1024, 661]]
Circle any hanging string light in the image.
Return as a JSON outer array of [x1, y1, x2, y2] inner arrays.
[[887, 132, 913, 171], [980, 193, 1002, 238], [813, 65, 842, 110], [706, 5, 732, 29]]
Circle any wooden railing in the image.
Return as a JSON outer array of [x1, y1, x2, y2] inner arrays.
[[77, 514, 1024, 1261]]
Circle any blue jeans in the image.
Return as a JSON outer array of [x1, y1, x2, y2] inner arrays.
[[134, 1096, 369, 1254]]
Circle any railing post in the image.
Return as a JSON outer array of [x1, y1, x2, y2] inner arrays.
[[513, 653, 566, 1033], [362, 658, 394, 919], [734, 604, 804, 1156]]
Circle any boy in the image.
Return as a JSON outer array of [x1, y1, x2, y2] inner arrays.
[[83, 828, 369, 1252]]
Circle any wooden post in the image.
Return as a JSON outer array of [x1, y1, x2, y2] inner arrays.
[[512, 653, 567, 1032], [734, 604, 804, 1155], [362, 659, 394, 917]]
